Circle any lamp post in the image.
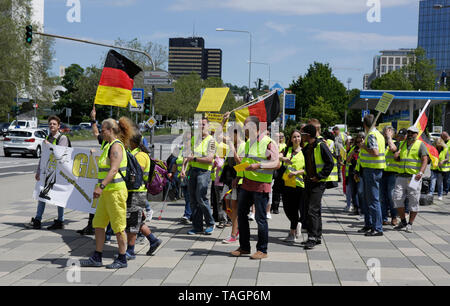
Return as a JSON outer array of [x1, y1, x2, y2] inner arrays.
[[216, 28, 252, 91], [248, 61, 270, 89], [0, 80, 19, 123]]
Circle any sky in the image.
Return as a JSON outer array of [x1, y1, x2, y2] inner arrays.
[[41, 0, 421, 90]]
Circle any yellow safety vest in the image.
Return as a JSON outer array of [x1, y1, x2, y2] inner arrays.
[[128, 148, 150, 192], [384, 145, 402, 173], [279, 143, 287, 153], [242, 135, 275, 183], [190, 135, 214, 171], [345, 145, 356, 177], [305, 141, 337, 182], [97, 139, 128, 191], [283, 147, 305, 188], [360, 130, 386, 169], [398, 140, 423, 175], [432, 147, 450, 172]]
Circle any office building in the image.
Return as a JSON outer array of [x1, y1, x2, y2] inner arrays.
[[168, 37, 222, 80], [418, 0, 450, 75]]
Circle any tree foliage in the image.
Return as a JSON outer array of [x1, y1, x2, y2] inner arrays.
[[289, 62, 347, 128]]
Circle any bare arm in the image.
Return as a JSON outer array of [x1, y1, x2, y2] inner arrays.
[[90, 107, 99, 138]]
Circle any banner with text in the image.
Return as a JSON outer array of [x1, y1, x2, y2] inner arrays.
[[33, 143, 101, 214]]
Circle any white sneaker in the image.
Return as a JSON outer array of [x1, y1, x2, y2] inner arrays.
[[344, 206, 350, 212], [266, 213, 272, 219], [295, 223, 301, 239], [248, 212, 255, 221], [438, 196, 443, 201], [284, 233, 296, 242], [146, 209, 154, 222], [405, 224, 413, 233], [358, 214, 364, 221]]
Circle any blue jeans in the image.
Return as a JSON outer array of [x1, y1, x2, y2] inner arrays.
[[443, 171, 449, 194], [357, 176, 365, 216], [182, 185, 191, 219], [429, 170, 443, 197], [188, 168, 215, 231], [380, 172, 397, 222], [362, 168, 383, 232], [35, 201, 64, 222], [346, 176, 359, 210], [237, 188, 269, 253]]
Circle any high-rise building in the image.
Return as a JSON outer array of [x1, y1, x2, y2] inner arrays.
[[168, 37, 222, 80], [363, 49, 415, 89], [418, 0, 450, 75]]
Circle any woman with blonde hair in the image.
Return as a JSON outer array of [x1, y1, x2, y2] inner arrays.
[[429, 138, 449, 201], [80, 117, 134, 269]]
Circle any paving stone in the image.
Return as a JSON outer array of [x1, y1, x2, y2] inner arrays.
[[131, 267, 172, 280], [230, 267, 259, 279], [0, 260, 28, 272], [335, 269, 371, 282], [24, 267, 63, 280], [257, 272, 311, 286], [311, 271, 340, 285], [259, 261, 309, 274]]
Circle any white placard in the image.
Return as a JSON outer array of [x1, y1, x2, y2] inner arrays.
[[33, 143, 101, 214]]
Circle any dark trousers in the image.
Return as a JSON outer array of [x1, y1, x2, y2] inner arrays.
[[282, 186, 303, 230], [237, 188, 269, 253], [303, 181, 326, 241], [271, 191, 281, 212], [443, 171, 449, 194]]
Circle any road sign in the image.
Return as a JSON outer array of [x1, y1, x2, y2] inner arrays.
[[146, 116, 157, 128], [144, 71, 170, 78], [285, 94, 296, 109], [155, 115, 162, 121], [362, 109, 370, 119], [156, 87, 175, 93], [66, 108, 72, 117], [132, 88, 144, 103], [144, 78, 173, 86], [270, 83, 284, 94], [129, 104, 143, 112]]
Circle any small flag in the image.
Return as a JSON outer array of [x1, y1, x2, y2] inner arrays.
[[94, 50, 142, 108], [414, 101, 439, 168], [235, 91, 280, 124]]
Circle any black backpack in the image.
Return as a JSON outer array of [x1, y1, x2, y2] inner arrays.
[[51, 134, 72, 147], [109, 142, 143, 190]]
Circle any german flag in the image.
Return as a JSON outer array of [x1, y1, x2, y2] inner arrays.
[[235, 91, 280, 124], [415, 101, 439, 168], [94, 50, 142, 108]]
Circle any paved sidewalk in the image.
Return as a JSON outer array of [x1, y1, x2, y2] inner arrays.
[[0, 176, 449, 286]]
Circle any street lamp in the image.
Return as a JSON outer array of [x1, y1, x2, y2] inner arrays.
[[216, 28, 252, 90], [0, 80, 19, 123], [248, 61, 270, 89]]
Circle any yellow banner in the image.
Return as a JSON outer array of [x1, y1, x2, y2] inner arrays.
[[206, 112, 224, 123], [196, 88, 230, 112], [397, 120, 411, 132], [377, 122, 392, 132]]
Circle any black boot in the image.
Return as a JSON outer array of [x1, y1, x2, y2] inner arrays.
[[47, 219, 64, 230], [24, 218, 41, 229], [77, 214, 94, 235]]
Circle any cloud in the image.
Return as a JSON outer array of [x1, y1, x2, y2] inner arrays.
[[169, 0, 417, 16], [265, 21, 293, 35], [311, 30, 417, 51], [267, 47, 302, 63]]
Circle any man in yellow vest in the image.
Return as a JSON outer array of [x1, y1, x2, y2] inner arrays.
[[230, 116, 280, 259], [181, 118, 216, 235], [358, 114, 385, 237], [392, 126, 428, 233], [440, 131, 450, 195], [301, 124, 335, 249]]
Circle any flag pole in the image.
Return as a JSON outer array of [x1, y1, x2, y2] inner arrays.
[[414, 99, 431, 127], [229, 90, 276, 113]]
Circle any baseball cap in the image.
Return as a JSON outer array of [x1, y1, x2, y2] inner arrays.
[[397, 128, 407, 136], [301, 124, 316, 138], [407, 126, 419, 134]]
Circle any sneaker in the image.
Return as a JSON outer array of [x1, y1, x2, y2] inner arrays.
[[105, 235, 112, 244], [187, 229, 202, 235], [295, 224, 301, 239], [147, 239, 162, 255], [217, 222, 225, 229], [47, 219, 64, 230], [303, 240, 316, 250], [284, 233, 296, 242], [125, 252, 136, 260], [24, 218, 41, 230], [300, 239, 321, 246], [250, 251, 268, 260], [146, 209, 154, 222], [344, 206, 351, 212], [365, 230, 383, 237], [77, 225, 94, 235], [248, 213, 255, 221], [358, 214, 365, 221], [230, 248, 251, 257], [438, 196, 443, 201], [105, 259, 127, 269], [394, 222, 407, 231], [204, 225, 215, 235], [266, 213, 272, 219], [79, 256, 102, 267], [180, 216, 190, 224], [136, 234, 146, 245], [222, 235, 238, 244], [272, 209, 279, 214], [405, 224, 413, 233], [357, 226, 371, 233]]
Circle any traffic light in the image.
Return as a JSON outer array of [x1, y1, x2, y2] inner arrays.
[[11, 105, 19, 116], [144, 97, 151, 116], [25, 25, 33, 44], [257, 78, 263, 90]]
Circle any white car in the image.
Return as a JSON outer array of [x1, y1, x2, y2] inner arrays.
[[8, 120, 37, 131], [3, 128, 47, 158]]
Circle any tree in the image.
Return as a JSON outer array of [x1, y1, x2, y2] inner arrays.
[[305, 96, 340, 128], [289, 62, 348, 125], [370, 70, 414, 90]]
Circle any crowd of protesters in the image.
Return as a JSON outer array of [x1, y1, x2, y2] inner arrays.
[[25, 110, 446, 269]]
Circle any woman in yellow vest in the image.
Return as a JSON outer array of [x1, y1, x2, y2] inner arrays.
[[428, 138, 449, 201], [280, 130, 305, 242], [124, 133, 162, 260], [80, 117, 134, 269]]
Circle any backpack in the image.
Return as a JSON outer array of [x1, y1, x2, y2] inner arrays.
[[50, 134, 72, 147], [147, 158, 169, 195], [118, 150, 144, 190]]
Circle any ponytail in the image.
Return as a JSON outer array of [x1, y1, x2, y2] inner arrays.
[[118, 117, 134, 150]]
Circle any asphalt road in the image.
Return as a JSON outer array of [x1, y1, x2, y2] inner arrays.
[[0, 134, 180, 178]]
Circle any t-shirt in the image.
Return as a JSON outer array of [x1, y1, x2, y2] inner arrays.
[[135, 151, 150, 173], [366, 128, 379, 150], [405, 141, 428, 159]]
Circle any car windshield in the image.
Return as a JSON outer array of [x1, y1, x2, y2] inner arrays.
[[9, 131, 32, 137], [18, 121, 27, 127]]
